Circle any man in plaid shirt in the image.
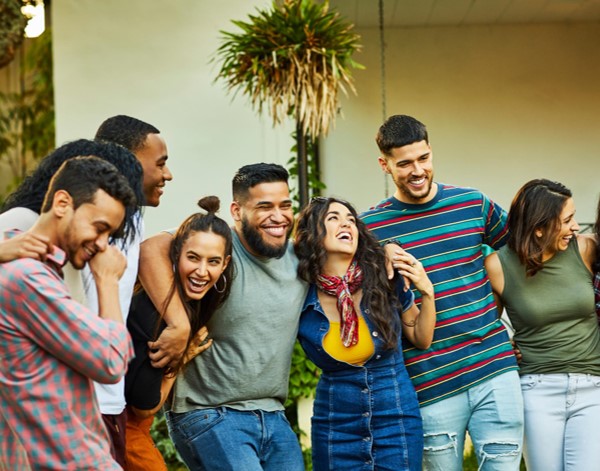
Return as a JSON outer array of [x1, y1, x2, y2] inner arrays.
[[0, 157, 137, 470]]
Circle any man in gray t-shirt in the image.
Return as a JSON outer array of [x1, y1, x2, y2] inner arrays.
[[139, 163, 307, 471]]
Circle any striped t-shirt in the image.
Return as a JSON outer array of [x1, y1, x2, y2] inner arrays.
[[361, 183, 518, 406]]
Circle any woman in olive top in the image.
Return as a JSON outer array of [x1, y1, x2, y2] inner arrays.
[[485, 179, 599, 471]]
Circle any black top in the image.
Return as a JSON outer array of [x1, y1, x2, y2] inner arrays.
[[124, 291, 166, 410]]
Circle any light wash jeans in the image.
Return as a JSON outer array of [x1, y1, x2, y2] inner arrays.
[[421, 370, 523, 471], [166, 407, 304, 471], [521, 373, 600, 471]]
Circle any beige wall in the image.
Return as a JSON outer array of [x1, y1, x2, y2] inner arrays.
[[52, 0, 293, 235], [323, 22, 600, 223], [52, 2, 600, 233]]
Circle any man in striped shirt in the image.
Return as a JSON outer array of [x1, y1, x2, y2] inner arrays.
[[0, 157, 136, 470], [361, 115, 523, 470]]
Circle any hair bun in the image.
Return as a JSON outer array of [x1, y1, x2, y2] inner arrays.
[[197, 195, 220, 214]]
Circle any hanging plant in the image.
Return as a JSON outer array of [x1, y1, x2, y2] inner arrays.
[[0, 0, 27, 69], [214, 0, 363, 138]]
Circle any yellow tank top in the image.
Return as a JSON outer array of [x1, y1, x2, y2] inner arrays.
[[323, 315, 375, 365]]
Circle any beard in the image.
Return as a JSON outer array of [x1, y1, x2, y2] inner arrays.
[[395, 175, 434, 202], [241, 216, 290, 259]]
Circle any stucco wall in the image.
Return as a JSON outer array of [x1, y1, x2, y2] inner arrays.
[[323, 22, 600, 223], [52, 1, 600, 234], [52, 0, 293, 235]]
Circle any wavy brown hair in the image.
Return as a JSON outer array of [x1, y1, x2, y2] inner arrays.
[[507, 179, 572, 276], [294, 197, 401, 349]]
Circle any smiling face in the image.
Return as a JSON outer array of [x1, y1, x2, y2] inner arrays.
[[231, 181, 293, 258], [177, 230, 230, 301], [543, 197, 580, 258], [322, 202, 359, 258], [379, 140, 436, 204], [135, 133, 172, 207], [59, 189, 126, 269]]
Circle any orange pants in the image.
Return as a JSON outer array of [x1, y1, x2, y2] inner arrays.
[[124, 408, 167, 471]]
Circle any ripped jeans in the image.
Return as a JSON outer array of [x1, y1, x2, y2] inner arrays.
[[421, 370, 523, 471]]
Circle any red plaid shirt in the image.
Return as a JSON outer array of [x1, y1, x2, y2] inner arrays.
[[0, 235, 133, 470]]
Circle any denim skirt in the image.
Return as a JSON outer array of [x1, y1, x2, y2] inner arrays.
[[311, 358, 422, 471]]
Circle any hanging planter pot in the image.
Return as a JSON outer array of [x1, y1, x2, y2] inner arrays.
[[214, 0, 363, 207]]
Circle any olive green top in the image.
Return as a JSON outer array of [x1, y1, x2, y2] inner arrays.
[[498, 238, 600, 376]]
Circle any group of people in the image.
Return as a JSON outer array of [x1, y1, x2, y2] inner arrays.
[[0, 113, 599, 471]]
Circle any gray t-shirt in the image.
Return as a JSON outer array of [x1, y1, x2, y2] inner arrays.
[[171, 231, 308, 412]]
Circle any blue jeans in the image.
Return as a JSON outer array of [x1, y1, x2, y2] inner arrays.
[[521, 373, 600, 471], [421, 370, 523, 471], [166, 407, 304, 471]]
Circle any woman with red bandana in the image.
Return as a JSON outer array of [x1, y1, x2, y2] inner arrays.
[[293, 197, 436, 471]]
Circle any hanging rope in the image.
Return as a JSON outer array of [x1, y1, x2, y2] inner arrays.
[[378, 0, 389, 197]]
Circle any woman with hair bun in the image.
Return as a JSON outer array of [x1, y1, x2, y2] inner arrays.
[[485, 179, 600, 470], [124, 196, 234, 471]]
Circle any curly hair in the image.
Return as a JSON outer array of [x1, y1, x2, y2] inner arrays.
[[507, 178, 572, 276], [161, 196, 235, 376], [41, 156, 137, 216], [294, 197, 401, 349], [2, 139, 143, 244]]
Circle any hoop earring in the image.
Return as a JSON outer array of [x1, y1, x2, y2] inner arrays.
[[214, 274, 227, 294]]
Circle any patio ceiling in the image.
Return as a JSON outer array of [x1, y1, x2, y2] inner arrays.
[[329, 0, 600, 27]]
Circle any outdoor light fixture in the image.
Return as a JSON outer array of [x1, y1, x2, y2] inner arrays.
[[22, 0, 45, 38]]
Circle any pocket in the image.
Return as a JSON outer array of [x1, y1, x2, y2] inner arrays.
[[170, 408, 226, 442], [519, 375, 539, 391]]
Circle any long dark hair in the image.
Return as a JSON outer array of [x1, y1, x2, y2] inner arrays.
[[162, 196, 234, 375], [507, 179, 572, 276], [2, 139, 144, 244], [294, 197, 400, 349]]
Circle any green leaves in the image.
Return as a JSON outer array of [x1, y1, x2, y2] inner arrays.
[[214, 0, 362, 137]]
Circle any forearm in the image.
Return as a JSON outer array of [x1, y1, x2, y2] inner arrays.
[[95, 278, 124, 323], [409, 292, 436, 349], [139, 233, 189, 329]]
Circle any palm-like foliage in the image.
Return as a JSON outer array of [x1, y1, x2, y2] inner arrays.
[[0, 0, 27, 68], [215, 0, 362, 137]]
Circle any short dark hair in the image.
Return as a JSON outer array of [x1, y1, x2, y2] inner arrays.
[[2, 139, 143, 243], [95, 115, 160, 153], [41, 157, 137, 234], [232, 163, 289, 202], [507, 178, 572, 276], [376, 115, 429, 156]]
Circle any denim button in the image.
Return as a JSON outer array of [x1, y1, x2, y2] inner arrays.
[[365, 309, 370, 314], [372, 331, 379, 337], [362, 411, 370, 417], [375, 355, 381, 360], [366, 460, 372, 465], [362, 388, 368, 393], [363, 436, 371, 441]]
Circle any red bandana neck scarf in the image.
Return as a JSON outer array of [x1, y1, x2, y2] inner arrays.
[[316, 260, 364, 347]]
